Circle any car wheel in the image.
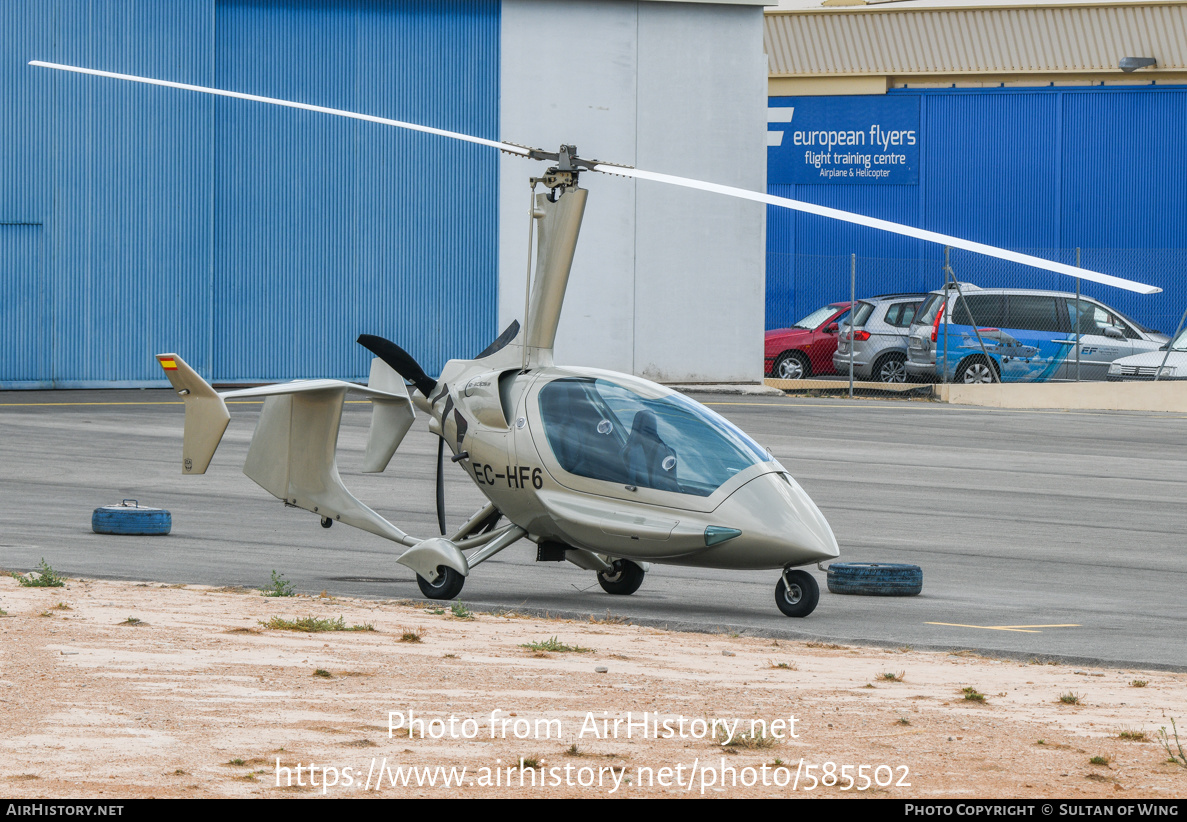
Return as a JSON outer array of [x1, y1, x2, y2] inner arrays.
[[874, 352, 908, 384], [773, 352, 809, 380], [826, 562, 922, 597], [956, 356, 998, 384]]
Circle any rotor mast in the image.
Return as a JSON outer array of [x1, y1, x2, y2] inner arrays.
[[513, 145, 591, 370]]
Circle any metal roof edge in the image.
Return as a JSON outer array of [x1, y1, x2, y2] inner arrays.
[[765, 1, 1187, 13]]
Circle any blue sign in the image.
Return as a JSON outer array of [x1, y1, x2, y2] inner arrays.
[[768, 96, 920, 185]]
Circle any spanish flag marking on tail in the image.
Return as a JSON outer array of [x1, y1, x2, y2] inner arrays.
[[157, 356, 178, 371]]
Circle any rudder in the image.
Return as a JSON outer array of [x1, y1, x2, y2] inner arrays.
[[155, 353, 230, 474]]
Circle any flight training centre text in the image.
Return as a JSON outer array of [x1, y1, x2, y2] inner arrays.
[[797, 124, 915, 180], [768, 96, 920, 185]]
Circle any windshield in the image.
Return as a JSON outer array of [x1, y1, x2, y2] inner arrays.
[[793, 305, 843, 330], [538, 378, 772, 497], [1093, 303, 1156, 336], [1169, 327, 1187, 351]]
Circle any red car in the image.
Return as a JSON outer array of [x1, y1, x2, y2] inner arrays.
[[765, 303, 852, 380]]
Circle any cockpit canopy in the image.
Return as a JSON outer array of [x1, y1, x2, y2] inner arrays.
[[538, 377, 773, 497]]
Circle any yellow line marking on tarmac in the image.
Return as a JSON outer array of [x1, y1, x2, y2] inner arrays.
[[708, 400, 1081, 416], [2, 399, 1184, 422], [705, 402, 929, 409], [927, 622, 1081, 633], [702, 400, 1187, 420], [927, 623, 1041, 633], [0, 399, 380, 407], [0, 401, 184, 406]]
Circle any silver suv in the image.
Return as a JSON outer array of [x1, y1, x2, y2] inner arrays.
[[833, 294, 927, 383], [905, 285, 1167, 382]]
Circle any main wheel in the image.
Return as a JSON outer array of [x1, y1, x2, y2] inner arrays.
[[416, 566, 465, 600], [773, 351, 809, 380], [956, 356, 998, 384], [873, 352, 908, 384], [826, 562, 922, 597], [597, 560, 645, 595], [775, 570, 820, 617]]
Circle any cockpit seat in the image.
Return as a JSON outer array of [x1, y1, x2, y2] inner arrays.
[[623, 410, 679, 492], [541, 381, 626, 483]]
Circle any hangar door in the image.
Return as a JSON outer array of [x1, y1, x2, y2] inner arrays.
[[0, 224, 48, 387]]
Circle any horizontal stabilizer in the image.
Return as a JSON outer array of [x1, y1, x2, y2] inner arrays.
[[156, 353, 416, 544], [221, 361, 415, 475], [239, 384, 413, 545], [155, 353, 230, 474]]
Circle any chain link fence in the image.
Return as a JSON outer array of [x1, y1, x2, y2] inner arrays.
[[765, 248, 1187, 394]]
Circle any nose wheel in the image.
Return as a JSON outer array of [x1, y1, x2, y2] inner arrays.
[[597, 559, 645, 595], [775, 569, 819, 617]]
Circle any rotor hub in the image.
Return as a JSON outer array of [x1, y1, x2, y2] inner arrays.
[[527, 144, 597, 200]]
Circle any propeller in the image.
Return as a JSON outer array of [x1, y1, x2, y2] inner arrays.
[[360, 321, 519, 535], [435, 436, 446, 536], [356, 334, 437, 398], [356, 333, 450, 532], [28, 60, 1162, 295], [475, 319, 520, 359]]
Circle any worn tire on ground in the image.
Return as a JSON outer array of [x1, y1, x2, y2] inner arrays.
[[92, 501, 172, 536], [826, 562, 922, 596]]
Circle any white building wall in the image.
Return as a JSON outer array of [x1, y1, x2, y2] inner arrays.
[[499, 0, 767, 382]]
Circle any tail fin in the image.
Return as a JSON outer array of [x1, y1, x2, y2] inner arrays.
[[360, 357, 417, 473], [155, 353, 230, 474]]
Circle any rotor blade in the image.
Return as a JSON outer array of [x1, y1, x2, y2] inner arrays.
[[29, 61, 530, 158], [357, 335, 437, 398], [32, 60, 1158, 295], [592, 163, 1162, 295], [435, 436, 446, 537]]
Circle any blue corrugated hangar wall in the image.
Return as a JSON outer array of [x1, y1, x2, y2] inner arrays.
[[766, 87, 1187, 334], [0, 0, 499, 389]]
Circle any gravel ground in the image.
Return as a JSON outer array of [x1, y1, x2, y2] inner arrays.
[[1, 574, 1184, 799]]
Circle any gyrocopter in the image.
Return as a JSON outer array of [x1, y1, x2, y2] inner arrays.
[[29, 61, 1160, 618]]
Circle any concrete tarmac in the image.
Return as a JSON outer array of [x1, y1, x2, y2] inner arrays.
[[1, 389, 1184, 669]]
